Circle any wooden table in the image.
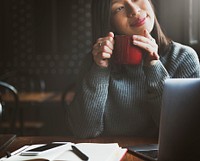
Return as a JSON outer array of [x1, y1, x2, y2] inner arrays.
[[2, 92, 62, 103], [0, 136, 157, 161]]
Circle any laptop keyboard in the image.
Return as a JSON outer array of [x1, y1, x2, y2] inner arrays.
[[137, 150, 158, 159]]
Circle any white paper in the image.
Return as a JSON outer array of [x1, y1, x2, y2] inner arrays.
[[1, 142, 127, 161], [0, 143, 72, 161], [55, 143, 126, 161]]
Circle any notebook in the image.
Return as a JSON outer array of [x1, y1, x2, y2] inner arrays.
[[1, 142, 127, 161], [127, 78, 200, 161]]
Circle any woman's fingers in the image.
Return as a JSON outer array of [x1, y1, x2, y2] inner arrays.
[[92, 32, 114, 67], [132, 29, 159, 61]]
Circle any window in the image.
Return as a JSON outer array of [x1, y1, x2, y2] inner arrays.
[[188, 0, 200, 45]]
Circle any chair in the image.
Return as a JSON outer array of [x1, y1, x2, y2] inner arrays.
[[2, 72, 49, 135], [0, 81, 22, 134], [61, 83, 76, 136], [61, 83, 76, 108]]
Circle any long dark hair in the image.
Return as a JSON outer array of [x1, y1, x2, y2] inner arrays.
[[91, 0, 112, 43], [91, 0, 171, 54]]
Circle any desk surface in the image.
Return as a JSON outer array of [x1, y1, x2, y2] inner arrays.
[[0, 135, 157, 161]]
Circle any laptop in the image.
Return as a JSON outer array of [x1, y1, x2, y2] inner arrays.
[[127, 78, 200, 161]]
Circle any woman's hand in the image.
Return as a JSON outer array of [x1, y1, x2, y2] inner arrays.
[[92, 32, 114, 68], [132, 29, 159, 66]]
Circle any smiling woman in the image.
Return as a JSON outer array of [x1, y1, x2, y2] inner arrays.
[[65, 0, 200, 138]]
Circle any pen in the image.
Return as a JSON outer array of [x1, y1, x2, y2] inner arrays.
[[3, 146, 29, 158], [71, 145, 89, 161]]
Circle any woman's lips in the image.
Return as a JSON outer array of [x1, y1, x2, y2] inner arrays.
[[131, 17, 147, 27]]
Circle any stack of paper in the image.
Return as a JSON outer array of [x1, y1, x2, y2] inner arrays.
[[0, 142, 127, 161], [56, 143, 127, 161]]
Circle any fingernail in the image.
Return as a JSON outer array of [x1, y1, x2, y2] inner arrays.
[[133, 35, 137, 39], [133, 40, 138, 45]]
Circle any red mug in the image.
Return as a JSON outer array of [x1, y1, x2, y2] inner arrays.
[[113, 35, 143, 65]]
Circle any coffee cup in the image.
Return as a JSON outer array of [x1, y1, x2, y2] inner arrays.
[[113, 35, 143, 65]]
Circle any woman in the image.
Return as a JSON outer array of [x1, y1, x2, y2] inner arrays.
[[66, 0, 200, 138]]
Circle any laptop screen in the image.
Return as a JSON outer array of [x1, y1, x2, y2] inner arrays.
[[158, 78, 200, 161], [126, 78, 200, 161]]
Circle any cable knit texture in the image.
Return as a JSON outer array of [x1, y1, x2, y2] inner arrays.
[[66, 41, 200, 138]]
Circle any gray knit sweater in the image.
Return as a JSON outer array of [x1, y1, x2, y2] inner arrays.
[[66, 42, 200, 138]]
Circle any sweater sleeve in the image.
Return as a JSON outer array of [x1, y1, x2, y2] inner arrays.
[[143, 60, 169, 127], [143, 43, 200, 126], [66, 55, 111, 138]]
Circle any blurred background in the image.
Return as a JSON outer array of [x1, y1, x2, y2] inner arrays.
[[0, 0, 199, 136]]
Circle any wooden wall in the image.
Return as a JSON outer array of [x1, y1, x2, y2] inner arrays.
[[0, 0, 92, 136], [0, 0, 92, 92]]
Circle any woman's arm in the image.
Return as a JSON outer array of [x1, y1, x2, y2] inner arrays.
[[66, 53, 111, 138], [66, 33, 115, 138], [143, 42, 200, 126], [143, 60, 169, 126]]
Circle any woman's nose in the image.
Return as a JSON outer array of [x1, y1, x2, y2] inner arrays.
[[126, 2, 140, 17]]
